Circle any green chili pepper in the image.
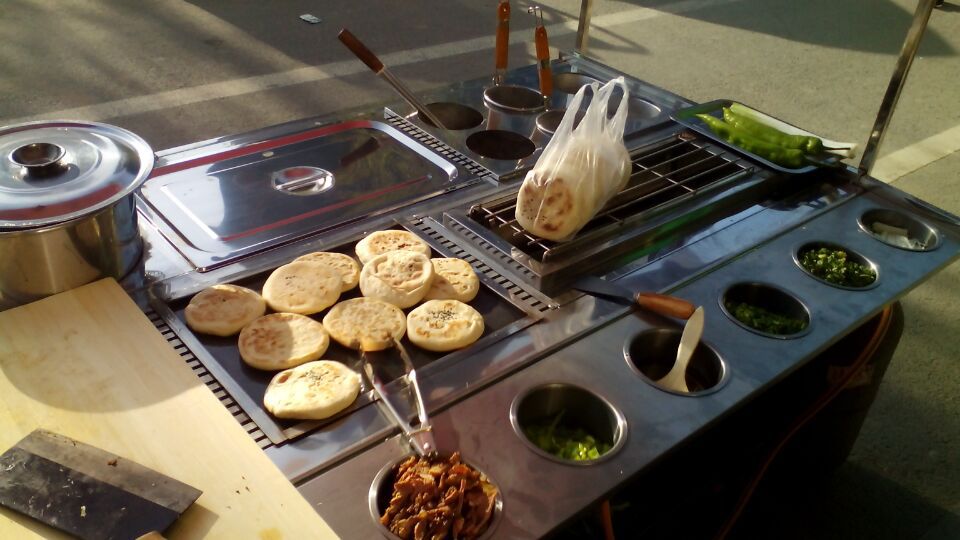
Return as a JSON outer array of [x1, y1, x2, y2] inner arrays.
[[721, 107, 823, 154], [695, 114, 807, 169]]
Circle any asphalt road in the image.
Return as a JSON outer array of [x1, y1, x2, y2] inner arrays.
[[2, 0, 958, 167]]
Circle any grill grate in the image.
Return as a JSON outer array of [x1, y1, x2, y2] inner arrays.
[[468, 135, 748, 264], [384, 109, 492, 179]]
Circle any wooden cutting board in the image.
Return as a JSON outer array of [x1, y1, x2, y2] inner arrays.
[[0, 279, 338, 539]]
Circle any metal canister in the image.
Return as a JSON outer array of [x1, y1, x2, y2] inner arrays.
[[0, 121, 154, 309]]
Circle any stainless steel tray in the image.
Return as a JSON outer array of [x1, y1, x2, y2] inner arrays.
[[672, 99, 841, 174], [139, 120, 462, 271]]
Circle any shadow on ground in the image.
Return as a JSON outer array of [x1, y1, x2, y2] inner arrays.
[[623, 0, 956, 56]]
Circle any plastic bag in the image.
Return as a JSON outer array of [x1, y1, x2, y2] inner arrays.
[[516, 76, 631, 242]]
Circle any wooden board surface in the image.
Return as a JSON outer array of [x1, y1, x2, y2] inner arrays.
[[0, 279, 338, 539]]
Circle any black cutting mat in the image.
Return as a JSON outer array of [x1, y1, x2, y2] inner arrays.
[[168, 235, 526, 443]]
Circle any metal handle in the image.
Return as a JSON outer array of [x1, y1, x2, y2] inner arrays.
[[338, 28, 448, 130], [858, 0, 937, 178], [530, 7, 552, 99], [494, 0, 511, 85]]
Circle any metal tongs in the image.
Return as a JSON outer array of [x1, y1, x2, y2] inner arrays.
[[362, 339, 436, 456]]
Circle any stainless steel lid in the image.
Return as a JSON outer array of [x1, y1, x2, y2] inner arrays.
[[0, 120, 154, 228]]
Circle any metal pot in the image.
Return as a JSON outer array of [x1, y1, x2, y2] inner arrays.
[[0, 121, 154, 309]]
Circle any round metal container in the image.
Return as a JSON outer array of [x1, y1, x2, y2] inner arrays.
[[623, 329, 728, 396], [793, 241, 880, 291], [720, 282, 812, 339], [0, 121, 154, 307], [417, 102, 484, 130], [369, 453, 503, 539], [858, 208, 941, 252], [509, 383, 627, 466], [482, 85, 546, 113]]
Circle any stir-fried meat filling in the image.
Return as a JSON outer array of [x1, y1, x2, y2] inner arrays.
[[380, 452, 498, 540]]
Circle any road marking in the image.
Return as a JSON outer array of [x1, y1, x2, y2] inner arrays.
[[872, 122, 960, 183], [0, 0, 740, 125]]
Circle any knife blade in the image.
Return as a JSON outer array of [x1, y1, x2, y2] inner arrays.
[[0, 429, 201, 540], [572, 275, 696, 319]]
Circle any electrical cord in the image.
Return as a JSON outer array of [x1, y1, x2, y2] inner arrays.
[[713, 304, 894, 540]]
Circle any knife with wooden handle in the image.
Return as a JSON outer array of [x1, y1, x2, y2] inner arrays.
[[573, 275, 696, 319]]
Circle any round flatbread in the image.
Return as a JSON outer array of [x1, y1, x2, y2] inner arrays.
[[293, 251, 361, 292], [238, 313, 330, 371], [423, 258, 480, 303], [261, 261, 341, 315], [322, 297, 406, 351], [264, 360, 360, 420], [359, 250, 435, 309], [406, 299, 484, 352], [184, 284, 266, 337], [355, 230, 431, 264]]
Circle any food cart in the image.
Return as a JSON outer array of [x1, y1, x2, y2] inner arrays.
[[0, 1, 955, 538]]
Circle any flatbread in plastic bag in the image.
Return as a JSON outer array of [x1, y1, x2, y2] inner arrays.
[[516, 77, 631, 241]]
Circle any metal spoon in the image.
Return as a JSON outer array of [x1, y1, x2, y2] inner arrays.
[[338, 28, 448, 130], [657, 306, 704, 393]]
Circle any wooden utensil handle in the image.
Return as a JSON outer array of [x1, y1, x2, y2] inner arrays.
[[534, 26, 552, 97], [495, 1, 511, 72], [635, 293, 696, 319], [338, 29, 384, 74]]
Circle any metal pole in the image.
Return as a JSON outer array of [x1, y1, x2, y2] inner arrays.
[[575, 0, 594, 55], [858, 0, 937, 178]]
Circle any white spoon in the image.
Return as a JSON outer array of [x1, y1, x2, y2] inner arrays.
[[657, 306, 704, 393]]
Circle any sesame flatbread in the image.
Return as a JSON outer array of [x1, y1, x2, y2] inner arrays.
[[238, 312, 330, 371], [293, 251, 361, 292], [184, 284, 266, 337], [406, 299, 484, 352], [423, 258, 480, 303], [264, 360, 360, 420], [322, 297, 406, 351], [262, 261, 342, 315], [359, 250, 435, 309], [355, 230, 431, 264]]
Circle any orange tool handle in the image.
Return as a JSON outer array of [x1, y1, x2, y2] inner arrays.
[[495, 1, 511, 74], [635, 293, 697, 319], [534, 25, 552, 97]]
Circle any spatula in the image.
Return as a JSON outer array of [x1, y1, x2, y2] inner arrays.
[[657, 306, 705, 393], [0, 429, 201, 540]]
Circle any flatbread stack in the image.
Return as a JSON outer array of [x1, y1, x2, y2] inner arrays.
[[359, 250, 435, 309], [184, 284, 266, 336], [323, 297, 407, 351], [293, 251, 361, 292], [423, 258, 480, 303], [355, 230, 432, 264], [406, 299, 484, 352], [263, 360, 360, 420], [238, 313, 330, 370], [262, 261, 342, 314]]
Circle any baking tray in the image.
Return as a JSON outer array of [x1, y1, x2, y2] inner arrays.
[[153, 225, 539, 445], [672, 99, 841, 174]]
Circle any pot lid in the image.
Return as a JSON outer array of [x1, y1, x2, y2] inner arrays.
[[0, 120, 154, 228]]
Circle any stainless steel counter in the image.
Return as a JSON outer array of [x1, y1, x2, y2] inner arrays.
[[131, 55, 960, 538]]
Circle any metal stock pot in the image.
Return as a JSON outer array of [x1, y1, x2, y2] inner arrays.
[[0, 121, 154, 310]]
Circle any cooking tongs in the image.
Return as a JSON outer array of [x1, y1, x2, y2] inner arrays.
[[362, 339, 436, 456]]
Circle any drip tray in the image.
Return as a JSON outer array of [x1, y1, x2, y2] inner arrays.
[[139, 120, 461, 271]]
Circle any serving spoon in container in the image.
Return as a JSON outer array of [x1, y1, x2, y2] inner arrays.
[[362, 339, 436, 456]]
